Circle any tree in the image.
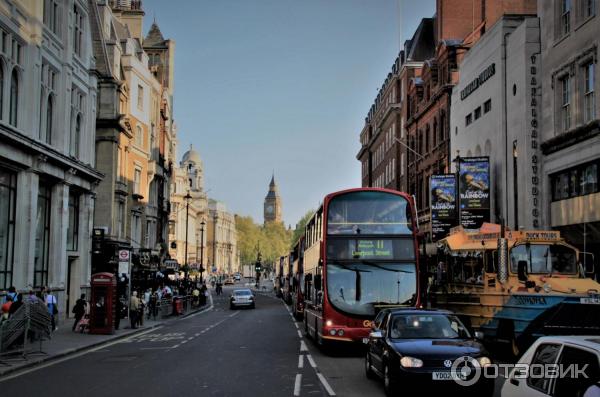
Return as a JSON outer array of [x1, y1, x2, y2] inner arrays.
[[291, 209, 314, 248], [235, 215, 292, 275]]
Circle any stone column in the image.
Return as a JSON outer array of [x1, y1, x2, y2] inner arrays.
[[13, 170, 38, 290]]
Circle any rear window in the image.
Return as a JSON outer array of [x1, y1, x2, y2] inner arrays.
[[234, 290, 252, 296]]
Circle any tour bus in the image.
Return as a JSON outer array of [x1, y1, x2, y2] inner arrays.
[[291, 236, 305, 320], [431, 225, 600, 356], [302, 188, 420, 347]]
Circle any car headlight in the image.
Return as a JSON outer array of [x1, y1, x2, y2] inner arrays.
[[477, 356, 492, 367], [543, 283, 552, 293], [400, 356, 423, 368]]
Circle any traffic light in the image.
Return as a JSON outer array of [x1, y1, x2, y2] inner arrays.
[[255, 262, 262, 272]]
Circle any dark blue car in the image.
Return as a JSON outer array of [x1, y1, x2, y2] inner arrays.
[[365, 308, 494, 396]]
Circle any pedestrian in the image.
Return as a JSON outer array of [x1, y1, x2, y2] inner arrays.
[[148, 289, 158, 320], [6, 286, 17, 303], [138, 296, 145, 327], [8, 293, 23, 317], [129, 291, 140, 329], [45, 287, 58, 331], [1, 295, 12, 322], [72, 293, 87, 331]]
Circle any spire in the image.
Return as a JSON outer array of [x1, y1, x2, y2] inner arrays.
[[270, 171, 275, 188], [144, 19, 165, 46]]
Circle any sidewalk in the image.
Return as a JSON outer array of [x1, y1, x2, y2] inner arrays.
[[0, 299, 212, 378]]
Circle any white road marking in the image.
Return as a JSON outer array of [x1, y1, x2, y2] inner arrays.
[[187, 337, 194, 341], [297, 330, 302, 338], [139, 347, 171, 350], [300, 340, 308, 352], [0, 326, 164, 382], [317, 373, 336, 396], [294, 322, 299, 329], [294, 374, 302, 396], [298, 355, 304, 368], [307, 354, 317, 368]]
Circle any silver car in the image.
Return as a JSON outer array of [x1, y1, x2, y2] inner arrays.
[[230, 289, 255, 309]]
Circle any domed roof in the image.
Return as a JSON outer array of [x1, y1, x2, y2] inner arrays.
[[181, 144, 202, 165]]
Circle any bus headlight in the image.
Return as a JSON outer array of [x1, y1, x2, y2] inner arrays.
[[329, 329, 337, 336], [478, 356, 492, 367], [337, 329, 344, 336], [325, 320, 333, 327], [400, 356, 423, 368]]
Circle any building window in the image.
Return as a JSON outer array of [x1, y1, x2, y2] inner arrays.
[[45, 95, 54, 144], [131, 213, 141, 247], [584, 62, 595, 123], [551, 159, 599, 201], [73, 5, 84, 58], [474, 106, 482, 120], [71, 111, 82, 157], [484, 99, 492, 113], [43, 0, 61, 36], [0, 66, 3, 121], [137, 84, 144, 110], [465, 113, 473, 126], [34, 184, 51, 288], [136, 125, 143, 147], [134, 168, 141, 195], [561, 76, 571, 131], [583, 0, 595, 18], [9, 69, 18, 127], [0, 168, 16, 289], [561, 0, 571, 35], [67, 192, 79, 251], [116, 201, 124, 238]]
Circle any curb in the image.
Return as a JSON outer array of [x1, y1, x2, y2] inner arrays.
[[0, 303, 212, 379]]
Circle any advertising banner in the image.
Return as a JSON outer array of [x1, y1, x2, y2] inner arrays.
[[430, 174, 457, 241], [458, 157, 490, 229]]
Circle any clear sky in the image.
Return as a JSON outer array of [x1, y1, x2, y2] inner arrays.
[[142, 0, 436, 227]]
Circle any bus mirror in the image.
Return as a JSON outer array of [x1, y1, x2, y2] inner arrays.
[[580, 252, 595, 277]]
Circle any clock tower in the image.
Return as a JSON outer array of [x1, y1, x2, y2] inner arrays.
[[264, 174, 282, 224]]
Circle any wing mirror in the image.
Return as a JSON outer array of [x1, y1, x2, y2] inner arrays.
[[369, 331, 383, 339], [474, 331, 484, 340]]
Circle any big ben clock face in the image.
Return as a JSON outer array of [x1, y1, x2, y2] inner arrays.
[[266, 205, 274, 214]]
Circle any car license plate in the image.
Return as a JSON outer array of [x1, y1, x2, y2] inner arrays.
[[362, 338, 369, 344], [581, 295, 600, 304], [432, 372, 454, 380]]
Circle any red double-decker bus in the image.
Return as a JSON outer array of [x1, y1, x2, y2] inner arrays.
[[302, 188, 420, 347]]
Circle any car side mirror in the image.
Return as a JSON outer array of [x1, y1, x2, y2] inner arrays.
[[474, 331, 484, 340], [369, 331, 383, 339]]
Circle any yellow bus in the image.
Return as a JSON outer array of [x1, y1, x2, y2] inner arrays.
[[431, 225, 600, 355]]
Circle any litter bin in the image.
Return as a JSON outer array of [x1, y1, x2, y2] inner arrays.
[[173, 297, 184, 315]]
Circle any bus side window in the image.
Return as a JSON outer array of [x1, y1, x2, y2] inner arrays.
[[305, 273, 313, 303], [486, 251, 496, 273], [314, 275, 323, 306]]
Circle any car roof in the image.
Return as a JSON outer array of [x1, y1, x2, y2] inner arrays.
[[535, 335, 600, 350], [385, 308, 453, 315]]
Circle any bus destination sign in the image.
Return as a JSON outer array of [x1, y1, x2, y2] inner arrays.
[[326, 238, 415, 261]]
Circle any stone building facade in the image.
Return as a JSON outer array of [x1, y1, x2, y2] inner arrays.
[[91, 0, 175, 280], [207, 200, 239, 276], [0, 0, 102, 314], [539, 0, 599, 261], [451, 16, 541, 231]]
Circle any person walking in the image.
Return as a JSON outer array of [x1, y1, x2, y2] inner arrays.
[[45, 287, 58, 331], [72, 294, 87, 331], [129, 291, 140, 329]]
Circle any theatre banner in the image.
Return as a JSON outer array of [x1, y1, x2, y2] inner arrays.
[[458, 157, 490, 230], [430, 174, 457, 241]]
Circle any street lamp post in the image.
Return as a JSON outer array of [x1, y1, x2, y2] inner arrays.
[[184, 192, 192, 280], [199, 220, 206, 283]]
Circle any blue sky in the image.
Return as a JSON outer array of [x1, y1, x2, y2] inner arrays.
[[142, 0, 436, 227]]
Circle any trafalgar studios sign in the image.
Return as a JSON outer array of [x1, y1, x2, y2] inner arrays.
[[459, 157, 490, 229], [430, 174, 457, 241]]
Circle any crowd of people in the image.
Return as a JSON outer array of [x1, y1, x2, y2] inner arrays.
[[1, 286, 59, 331]]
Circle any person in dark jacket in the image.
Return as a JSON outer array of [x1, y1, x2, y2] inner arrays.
[[72, 294, 87, 331]]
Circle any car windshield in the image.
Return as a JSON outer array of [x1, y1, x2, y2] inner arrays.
[[389, 314, 471, 339], [234, 290, 252, 296], [510, 243, 577, 274], [326, 262, 416, 317]]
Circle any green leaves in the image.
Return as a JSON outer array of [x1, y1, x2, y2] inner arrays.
[[235, 215, 292, 269]]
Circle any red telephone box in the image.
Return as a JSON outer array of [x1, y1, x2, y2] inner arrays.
[[89, 272, 116, 334]]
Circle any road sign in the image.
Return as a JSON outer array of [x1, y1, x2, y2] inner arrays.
[[118, 249, 130, 261]]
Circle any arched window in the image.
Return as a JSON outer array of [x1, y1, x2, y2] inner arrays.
[[9, 69, 18, 126], [45, 95, 54, 144]]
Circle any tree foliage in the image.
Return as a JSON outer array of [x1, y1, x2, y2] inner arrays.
[[235, 215, 292, 273], [291, 209, 314, 249]]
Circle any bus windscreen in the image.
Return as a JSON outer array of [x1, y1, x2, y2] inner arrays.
[[327, 191, 412, 235]]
